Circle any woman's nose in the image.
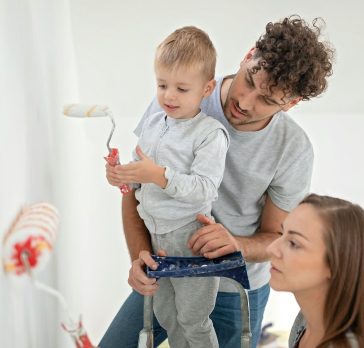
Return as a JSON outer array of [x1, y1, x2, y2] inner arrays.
[[267, 237, 282, 258]]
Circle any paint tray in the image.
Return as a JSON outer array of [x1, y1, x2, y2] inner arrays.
[[147, 251, 250, 289]]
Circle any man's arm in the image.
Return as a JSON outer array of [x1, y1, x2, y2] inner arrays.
[[106, 159, 162, 295], [122, 191, 161, 295], [188, 195, 287, 262], [122, 189, 152, 261], [106, 160, 154, 260], [237, 195, 287, 262]]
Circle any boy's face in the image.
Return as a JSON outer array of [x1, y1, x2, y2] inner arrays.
[[155, 64, 215, 119]]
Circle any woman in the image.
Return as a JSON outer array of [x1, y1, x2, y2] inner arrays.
[[267, 194, 364, 347]]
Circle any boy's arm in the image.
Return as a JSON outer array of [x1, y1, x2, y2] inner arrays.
[[162, 129, 228, 203], [113, 129, 228, 202]]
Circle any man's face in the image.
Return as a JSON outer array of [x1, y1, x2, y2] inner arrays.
[[224, 54, 299, 131]]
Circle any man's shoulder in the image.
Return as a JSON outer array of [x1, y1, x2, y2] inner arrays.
[[275, 112, 307, 135], [274, 112, 313, 152]]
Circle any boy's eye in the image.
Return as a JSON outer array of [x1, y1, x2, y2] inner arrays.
[[158, 84, 167, 89], [177, 87, 188, 92]]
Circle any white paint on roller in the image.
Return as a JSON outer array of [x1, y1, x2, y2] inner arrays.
[[63, 104, 110, 118]]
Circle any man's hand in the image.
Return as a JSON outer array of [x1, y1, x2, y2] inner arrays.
[[105, 146, 167, 188], [128, 249, 167, 296], [188, 214, 239, 259]]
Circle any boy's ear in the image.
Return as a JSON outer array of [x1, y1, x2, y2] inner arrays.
[[203, 79, 216, 97]]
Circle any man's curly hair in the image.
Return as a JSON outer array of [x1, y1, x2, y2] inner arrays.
[[252, 15, 334, 100]]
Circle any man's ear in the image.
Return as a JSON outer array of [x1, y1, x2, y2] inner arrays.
[[240, 47, 256, 67], [203, 79, 216, 97], [282, 96, 302, 112]]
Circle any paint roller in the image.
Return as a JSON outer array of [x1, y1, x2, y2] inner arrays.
[[2, 203, 95, 348], [63, 104, 131, 194]]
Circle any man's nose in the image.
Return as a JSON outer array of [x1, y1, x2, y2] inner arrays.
[[237, 91, 255, 111]]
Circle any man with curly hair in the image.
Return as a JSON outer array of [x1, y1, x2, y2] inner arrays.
[[101, 15, 334, 348]]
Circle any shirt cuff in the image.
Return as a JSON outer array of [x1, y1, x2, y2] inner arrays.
[[163, 166, 175, 194]]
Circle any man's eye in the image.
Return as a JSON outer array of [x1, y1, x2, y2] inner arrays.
[[245, 77, 252, 87], [263, 97, 275, 106]]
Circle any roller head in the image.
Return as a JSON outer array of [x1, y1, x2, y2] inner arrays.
[[63, 104, 110, 118], [64, 103, 116, 152], [2, 203, 59, 276]]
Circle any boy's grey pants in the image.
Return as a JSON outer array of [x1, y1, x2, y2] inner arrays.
[[150, 219, 219, 348]]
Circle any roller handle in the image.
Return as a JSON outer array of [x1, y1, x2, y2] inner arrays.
[[104, 148, 132, 195], [61, 321, 95, 348]]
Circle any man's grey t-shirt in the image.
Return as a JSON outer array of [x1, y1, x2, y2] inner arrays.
[[135, 76, 313, 291]]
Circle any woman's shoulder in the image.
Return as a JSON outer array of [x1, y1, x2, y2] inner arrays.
[[289, 312, 306, 348], [346, 331, 360, 348], [289, 312, 360, 348]]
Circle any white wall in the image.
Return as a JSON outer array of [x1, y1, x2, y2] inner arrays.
[[67, 0, 364, 342]]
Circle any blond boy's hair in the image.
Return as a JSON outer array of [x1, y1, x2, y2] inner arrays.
[[155, 26, 216, 80]]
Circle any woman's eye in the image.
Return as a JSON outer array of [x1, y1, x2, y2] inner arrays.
[[289, 240, 299, 249]]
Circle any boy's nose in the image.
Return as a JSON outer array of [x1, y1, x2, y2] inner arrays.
[[164, 89, 176, 101]]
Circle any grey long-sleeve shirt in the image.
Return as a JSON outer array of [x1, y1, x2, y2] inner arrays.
[[133, 111, 229, 234]]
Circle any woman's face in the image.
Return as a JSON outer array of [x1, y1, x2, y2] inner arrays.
[[267, 203, 331, 295]]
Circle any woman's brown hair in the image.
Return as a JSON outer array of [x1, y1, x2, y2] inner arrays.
[[300, 194, 364, 347]]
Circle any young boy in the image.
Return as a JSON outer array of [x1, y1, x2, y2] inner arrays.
[[109, 26, 229, 347]]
